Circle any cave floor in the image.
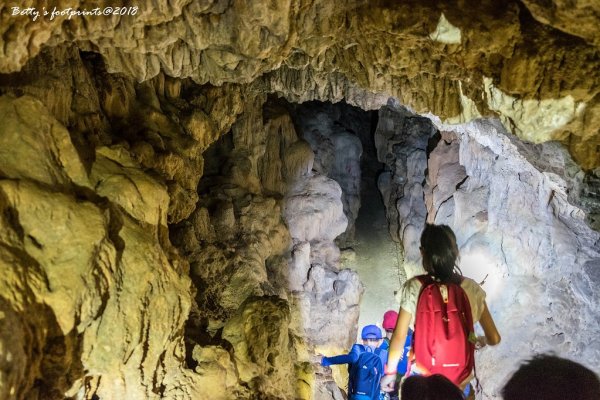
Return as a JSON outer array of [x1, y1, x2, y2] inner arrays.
[[343, 174, 404, 335]]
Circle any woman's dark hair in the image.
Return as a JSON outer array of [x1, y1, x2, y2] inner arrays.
[[501, 354, 600, 400], [420, 223, 461, 284], [401, 374, 465, 400]]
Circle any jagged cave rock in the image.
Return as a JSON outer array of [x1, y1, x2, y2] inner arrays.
[[289, 103, 366, 245], [0, 95, 194, 399], [376, 105, 600, 395], [2, 1, 599, 169], [375, 105, 437, 275], [284, 172, 362, 338]]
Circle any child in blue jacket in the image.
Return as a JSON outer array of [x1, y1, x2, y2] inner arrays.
[[320, 325, 388, 400]]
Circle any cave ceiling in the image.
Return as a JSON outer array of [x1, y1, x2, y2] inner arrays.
[[1, 0, 599, 169]]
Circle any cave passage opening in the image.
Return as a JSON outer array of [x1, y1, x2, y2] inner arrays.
[[177, 90, 600, 399], [286, 99, 407, 334]]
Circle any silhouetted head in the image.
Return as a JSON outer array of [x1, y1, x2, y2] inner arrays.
[[420, 224, 461, 283], [401, 374, 465, 400], [502, 354, 600, 400]]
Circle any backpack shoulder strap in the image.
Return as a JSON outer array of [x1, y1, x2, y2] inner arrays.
[[452, 278, 480, 392], [416, 274, 437, 299], [354, 343, 368, 355], [416, 274, 434, 285]]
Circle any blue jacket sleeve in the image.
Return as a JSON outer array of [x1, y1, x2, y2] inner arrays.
[[321, 344, 362, 367], [397, 329, 413, 374]]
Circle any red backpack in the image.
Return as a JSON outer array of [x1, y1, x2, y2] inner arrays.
[[409, 274, 475, 386]]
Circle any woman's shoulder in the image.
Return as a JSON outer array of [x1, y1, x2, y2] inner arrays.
[[403, 275, 425, 289], [399, 276, 424, 315], [460, 276, 486, 297], [460, 276, 481, 288], [400, 276, 427, 301]]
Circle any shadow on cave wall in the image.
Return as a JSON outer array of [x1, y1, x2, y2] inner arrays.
[[0, 297, 85, 400]]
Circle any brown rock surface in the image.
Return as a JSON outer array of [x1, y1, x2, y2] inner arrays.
[[0, 95, 90, 187], [0, 0, 599, 168], [0, 94, 194, 399]]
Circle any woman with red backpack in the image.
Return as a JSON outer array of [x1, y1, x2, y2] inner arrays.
[[380, 224, 501, 399]]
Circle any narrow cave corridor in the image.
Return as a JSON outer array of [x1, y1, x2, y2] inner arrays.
[[287, 100, 405, 331], [349, 133, 404, 331], [174, 94, 600, 400]]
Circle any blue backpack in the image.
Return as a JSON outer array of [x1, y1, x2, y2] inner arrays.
[[348, 345, 387, 400]]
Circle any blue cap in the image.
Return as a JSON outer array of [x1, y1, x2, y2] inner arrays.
[[361, 324, 382, 340]]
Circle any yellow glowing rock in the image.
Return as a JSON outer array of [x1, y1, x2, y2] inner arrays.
[[444, 81, 484, 124], [484, 77, 580, 143], [429, 13, 462, 44]]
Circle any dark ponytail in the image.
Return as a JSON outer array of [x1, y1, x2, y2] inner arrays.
[[420, 224, 462, 284]]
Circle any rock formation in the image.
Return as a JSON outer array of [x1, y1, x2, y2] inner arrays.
[[289, 101, 370, 245], [376, 104, 600, 396], [0, 1, 599, 399]]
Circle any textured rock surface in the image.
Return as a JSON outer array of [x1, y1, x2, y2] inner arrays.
[[289, 102, 369, 245], [222, 297, 297, 399], [276, 115, 363, 394], [283, 174, 361, 344], [448, 120, 600, 399], [0, 79, 361, 399], [0, 45, 246, 225], [377, 105, 600, 398], [2, 0, 599, 168], [169, 97, 362, 399], [521, 0, 600, 47], [0, 94, 195, 399], [281, 151, 362, 396], [375, 105, 438, 276], [285, 175, 348, 244]]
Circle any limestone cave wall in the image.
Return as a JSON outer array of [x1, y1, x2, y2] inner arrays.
[[2, 0, 599, 170], [375, 105, 600, 397], [0, 46, 363, 399]]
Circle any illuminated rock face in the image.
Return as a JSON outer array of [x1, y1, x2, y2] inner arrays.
[[289, 102, 369, 245], [0, 78, 361, 398], [376, 105, 600, 398], [0, 94, 194, 400]]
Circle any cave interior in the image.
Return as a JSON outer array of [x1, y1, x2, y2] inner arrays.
[[0, 1, 599, 400]]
